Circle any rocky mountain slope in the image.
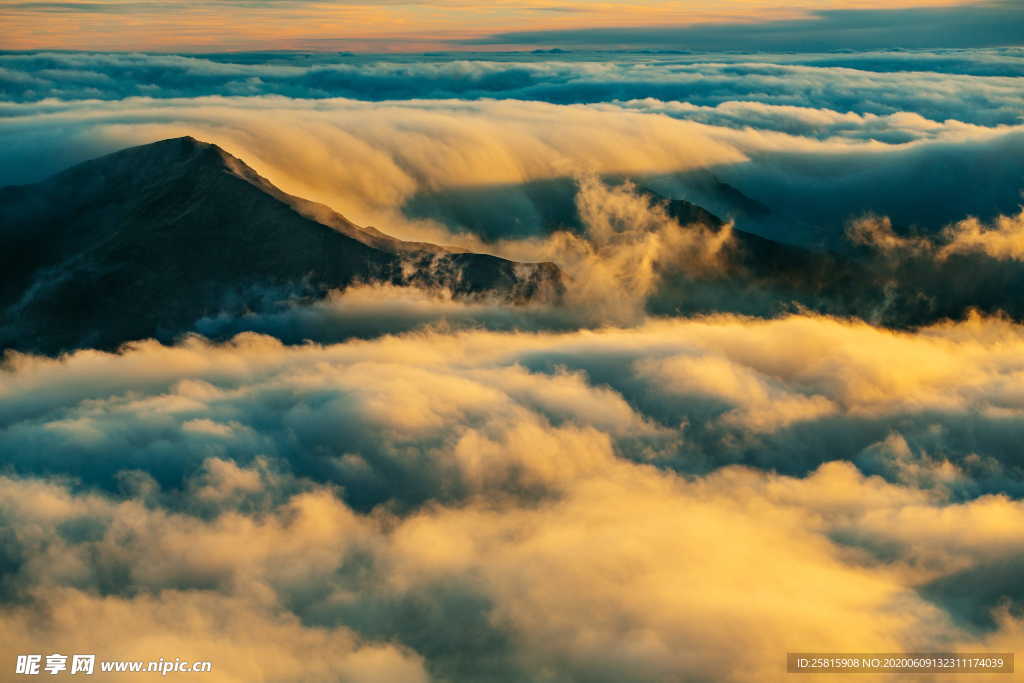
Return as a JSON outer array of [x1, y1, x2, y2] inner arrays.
[[0, 137, 562, 353]]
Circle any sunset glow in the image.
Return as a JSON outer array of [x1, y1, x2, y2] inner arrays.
[[0, 0, 990, 51]]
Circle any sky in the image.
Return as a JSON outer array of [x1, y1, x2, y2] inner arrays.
[[1, 0, 1019, 51]]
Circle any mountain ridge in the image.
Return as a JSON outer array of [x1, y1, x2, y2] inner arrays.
[[0, 136, 562, 354]]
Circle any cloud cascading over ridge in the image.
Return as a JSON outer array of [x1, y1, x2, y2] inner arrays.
[[3, 48, 1022, 251], [2, 93, 1023, 251]]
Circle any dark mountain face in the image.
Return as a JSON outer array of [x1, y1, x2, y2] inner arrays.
[[0, 137, 562, 354]]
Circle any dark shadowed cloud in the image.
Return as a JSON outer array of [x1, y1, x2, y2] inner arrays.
[[3, 50, 1022, 127]]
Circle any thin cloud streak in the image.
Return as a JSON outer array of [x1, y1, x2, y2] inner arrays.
[[475, 1, 1024, 51]]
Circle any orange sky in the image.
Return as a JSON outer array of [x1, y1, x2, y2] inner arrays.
[[0, 0, 979, 52]]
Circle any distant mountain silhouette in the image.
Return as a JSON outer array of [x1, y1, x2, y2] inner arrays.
[[0, 137, 562, 354], [647, 190, 1024, 327]]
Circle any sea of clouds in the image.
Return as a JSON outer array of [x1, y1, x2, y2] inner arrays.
[[2, 50, 1023, 246], [3, 314, 1024, 681], [1, 48, 1024, 681]]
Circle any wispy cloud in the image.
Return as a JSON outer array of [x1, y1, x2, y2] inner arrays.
[[473, 1, 1024, 51]]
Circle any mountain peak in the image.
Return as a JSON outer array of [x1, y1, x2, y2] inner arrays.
[[29, 135, 244, 197], [136, 134, 216, 153], [147, 135, 237, 164], [109, 134, 219, 159], [132, 134, 246, 167]]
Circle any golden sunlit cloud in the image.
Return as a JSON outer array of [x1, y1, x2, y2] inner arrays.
[[3, 310, 1024, 680]]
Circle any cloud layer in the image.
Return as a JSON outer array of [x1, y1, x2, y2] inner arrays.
[[3, 50, 1023, 126], [3, 312, 1024, 680]]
